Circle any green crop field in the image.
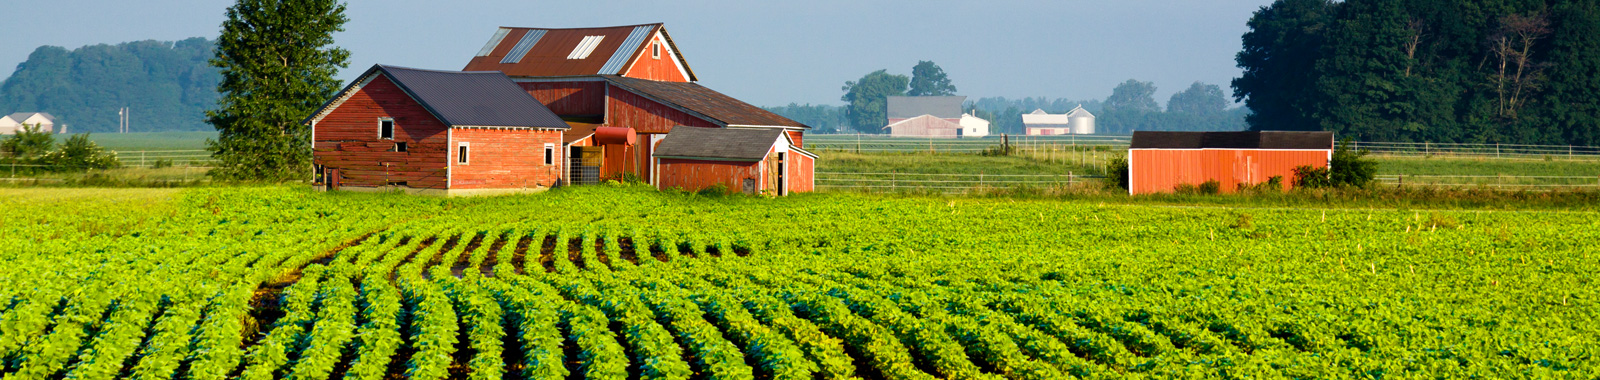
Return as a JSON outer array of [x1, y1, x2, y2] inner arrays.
[[84, 131, 217, 151], [2, 186, 1594, 379]]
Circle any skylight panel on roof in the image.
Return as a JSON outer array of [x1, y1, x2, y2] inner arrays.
[[568, 36, 605, 59], [477, 28, 511, 57], [501, 30, 547, 64]]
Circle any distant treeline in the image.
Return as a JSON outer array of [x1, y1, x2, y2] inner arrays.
[[0, 38, 220, 133], [1236, 0, 1600, 145], [766, 80, 1248, 135]]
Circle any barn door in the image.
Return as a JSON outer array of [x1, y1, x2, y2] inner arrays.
[[776, 152, 787, 196], [326, 168, 340, 191]]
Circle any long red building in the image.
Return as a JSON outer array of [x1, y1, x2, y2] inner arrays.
[[1128, 131, 1333, 194], [307, 23, 814, 195]]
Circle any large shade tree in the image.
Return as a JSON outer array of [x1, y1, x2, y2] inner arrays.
[[207, 0, 350, 181], [908, 61, 958, 96], [840, 69, 909, 133]]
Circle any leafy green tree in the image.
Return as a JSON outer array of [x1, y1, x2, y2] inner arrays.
[[41, 133, 120, 171], [1313, 0, 1414, 142], [1, 124, 55, 158], [1167, 82, 1228, 115], [1233, 0, 1334, 131], [907, 61, 957, 96], [207, 0, 350, 181], [1104, 79, 1160, 112], [763, 103, 849, 133], [1545, 1, 1600, 146], [840, 70, 908, 133]]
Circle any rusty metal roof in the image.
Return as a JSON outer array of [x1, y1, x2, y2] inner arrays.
[[605, 76, 809, 129], [464, 23, 696, 80], [1131, 131, 1333, 149], [653, 126, 784, 161], [306, 64, 568, 129]]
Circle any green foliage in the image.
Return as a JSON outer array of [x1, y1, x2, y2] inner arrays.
[[840, 70, 909, 133], [1104, 79, 1160, 113], [0, 39, 220, 133], [763, 103, 849, 133], [1167, 82, 1229, 115], [1235, 0, 1600, 145], [39, 133, 121, 171], [907, 61, 957, 97], [1105, 156, 1130, 190], [2, 124, 55, 158], [1329, 140, 1379, 187], [206, 0, 350, 181], [1292, 165, 1333, 188], [1198, 180, 1222, 194]]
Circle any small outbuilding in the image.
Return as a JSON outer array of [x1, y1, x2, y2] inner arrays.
[[1128, 131, 1333, 194], [652, 126, 815, 195], [306, 64, 571, 196]]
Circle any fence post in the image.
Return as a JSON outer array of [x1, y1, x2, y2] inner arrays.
[[891, 170, 896, 192], [1496, 143, 1501, 158], [141, 151, 146, 167]]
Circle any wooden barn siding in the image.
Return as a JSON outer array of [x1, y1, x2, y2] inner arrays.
[[606, 84, 720, 134], [622, 35, 690, 82], [314, 75, 449, 189], [787, 131, 803, 148], [656, 158, 763, 193], [450, 128, 565, 189], [519, 81, 606, 116], [1129, 149, 1329, 194], [788, 152, 814, 193]]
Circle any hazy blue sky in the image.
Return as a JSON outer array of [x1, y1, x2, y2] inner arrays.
[[1, 0, 1273, 107]]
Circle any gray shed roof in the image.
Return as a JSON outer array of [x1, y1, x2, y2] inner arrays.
[[887, 96, 966, 119], [653, 126, 783, 161], [6, 112, 55, 123], [307, 64, 568, 129]]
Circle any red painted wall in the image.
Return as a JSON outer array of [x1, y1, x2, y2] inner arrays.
[[656, 158, 763, 193], [607, 84, 719, 134], [788, 152, 814, 193], [623, 35, 690, 82], [787, 131, 804, 148], [1128, 149, 1330, 194], [449, 128, 565, 189], [313, 75, 449, 189], [519, 81, 606, 116]]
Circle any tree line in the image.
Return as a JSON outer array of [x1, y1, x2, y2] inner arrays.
[[767, 64, 1247, 135], [0, 38, 221, 133], [1234, 0, 1600, 145]]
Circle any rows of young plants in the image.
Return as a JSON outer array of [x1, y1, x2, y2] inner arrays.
[[1, 185, 1595, 379]]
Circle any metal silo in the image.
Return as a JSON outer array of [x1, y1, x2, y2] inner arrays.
[[1067, 105, 1096, 134]]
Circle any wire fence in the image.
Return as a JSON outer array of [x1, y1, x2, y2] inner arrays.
[[1376, 174, 1600, 189], [113, 149, 215, 168], [804, 134, 1600, 160], [816, 171, 1100, 194]]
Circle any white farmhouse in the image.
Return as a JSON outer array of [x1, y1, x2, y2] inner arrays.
[[0, 113, 57, 135]]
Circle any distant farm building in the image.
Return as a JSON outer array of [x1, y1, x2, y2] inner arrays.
[[308, 23, 813, 196], [1128, 131, 1333, 194], [884, 96, 988, 138], [0, 112, 56, 134], [1022, 106, 1094, 135]]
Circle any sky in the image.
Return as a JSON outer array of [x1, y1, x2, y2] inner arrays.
[[0, 0, 1274, 108]]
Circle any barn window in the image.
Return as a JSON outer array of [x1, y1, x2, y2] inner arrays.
[[544, 143, 555, 165], [391, 142, 407, 152], [458, 143, 469, 164], [379, 118, 394, 139], [652, 42, 660, 59]]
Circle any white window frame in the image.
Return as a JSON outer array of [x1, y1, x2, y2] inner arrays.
[[543, 143, 555, 165], [457, 142, 470, 165], [652, 42, 660, 59], [379, 118, 395, 140]]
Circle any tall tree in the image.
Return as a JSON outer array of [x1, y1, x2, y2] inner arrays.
[[1103, 79, 1160, 112], [1233, 0, 1334, 131], [907, 61, 957, 96], [1167, 82, 1229, 115], [1545, 1, 1600, 146], [206, 0, 349, 181], [840, 70, 908, 133], [1313, 0, 1414, 141]]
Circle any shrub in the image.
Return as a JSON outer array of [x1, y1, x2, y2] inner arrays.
[[40, 134, 121, 172], [1105, 156, 1130, 190], [152, 159, 175, 169], [1329, 139, 1377, 188], [979, 144, 1014, 157], [1, 124, 54, 158], [1174, 183, 1199, 195], [1293, 165, 1333, 188], [697, 184, 731, 197], [1198, 180, 1221, 194]]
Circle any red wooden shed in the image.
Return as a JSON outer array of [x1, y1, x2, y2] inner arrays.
[[306, 64, 571, 196], [652, 126, 815, 195], [1128, 131, 1333, 194]]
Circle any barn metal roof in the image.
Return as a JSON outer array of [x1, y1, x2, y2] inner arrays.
[[653, 126, 784, 161], [464, 23, 697, 81], [605, 76, 809, 128], [887, 96, 966, 119], [307, 64, 568, 129], [1131, 131, 1333, 149]]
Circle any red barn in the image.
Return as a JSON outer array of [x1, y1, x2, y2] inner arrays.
[[306, 65, 571, 196], [652, 126, 815, 195], [464, 23, 813, 192], [1128, 131, 1333, 194]]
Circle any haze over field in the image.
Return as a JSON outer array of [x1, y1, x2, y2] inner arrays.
[[0, 0, 1271, 107]]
